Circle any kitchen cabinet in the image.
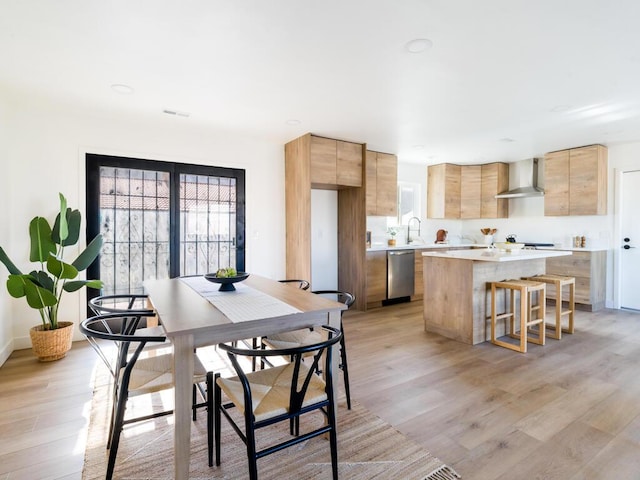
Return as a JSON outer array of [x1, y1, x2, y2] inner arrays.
[[481, 163, 509, 218], [366, 250, 388, 308], [427, 162, 508, 219], [545, 250, 606, 311], [310, 135, 363, 188], [366, 150, 398, 217], [285, 133, 367, 311], [544, 144, 607, 216], [460, 165, 481, 219], [427, 163, 461, 219]]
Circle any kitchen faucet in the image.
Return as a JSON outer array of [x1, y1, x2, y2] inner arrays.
[[407, 216, 421, 244]]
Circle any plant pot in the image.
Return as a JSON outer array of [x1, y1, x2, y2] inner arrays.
[[29, 321, 74, 362], [388, 239, 396, 246]]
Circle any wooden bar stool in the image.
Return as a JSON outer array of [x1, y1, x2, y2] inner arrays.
[[524, 274, 575, 339], [491, 279, 546, 353]]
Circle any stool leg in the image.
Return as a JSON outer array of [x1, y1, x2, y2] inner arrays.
[[518, 286, 526, 353], [567, 281, 575, 334], [553, 280, 562, 340], [491, 283, 497, 342]]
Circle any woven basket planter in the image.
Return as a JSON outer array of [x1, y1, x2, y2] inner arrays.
[[29, 321, 74, 362]]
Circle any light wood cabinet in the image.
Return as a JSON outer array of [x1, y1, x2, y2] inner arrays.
[[544, 144, 607, 216], [545, 250, 606, 311], [366, 251, 387, 307], [310, 135, 363, 188], [427, 163, 508, 219], [285, 133, 367, 311], [481, 163, 509, 218], [366, 150, 398, 217], [427, 163, 461, 219], [460, 165, 481, 219]]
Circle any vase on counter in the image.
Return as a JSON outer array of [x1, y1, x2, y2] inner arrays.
[[483, 235, 494, 245], [388, 238, 396, 246]]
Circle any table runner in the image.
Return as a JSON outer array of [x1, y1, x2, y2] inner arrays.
[[180, 276, 301, 323]]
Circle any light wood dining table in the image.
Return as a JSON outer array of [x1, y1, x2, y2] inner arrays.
[[144, 274, 347, 480]]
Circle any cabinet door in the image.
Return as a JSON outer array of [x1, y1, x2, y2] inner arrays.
[[365, 150, 377, 215], [413, 249, 424, 298], [544, 150, 571, 216], [336, 140, 363, 187], [375, 152, 398, 217], [569, 145, 607, 215], [427, 164, 461, 219], [310, 136, 337, 185], [366, 251, 387, 303], [481, 163, 509, 218], [460, 165, 481, 219]]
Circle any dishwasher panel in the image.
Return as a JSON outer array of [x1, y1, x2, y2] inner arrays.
[[387, 250, 415, 299]]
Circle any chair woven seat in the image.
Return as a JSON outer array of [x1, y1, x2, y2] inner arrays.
[[125, 352, 208, 396], [217, 362, 326, 422]]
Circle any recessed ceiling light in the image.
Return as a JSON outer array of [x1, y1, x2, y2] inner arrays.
[[413, 144, 425, 150], [163, 109, 190, 118], [551, 104, 572, 112], [405, 38, 433, 53], [499, 138, 515, 143], [285, 119, 301, 126], [111, 84, 134, 95]]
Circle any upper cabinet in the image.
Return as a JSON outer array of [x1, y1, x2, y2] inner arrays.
[[310, 135, 363, 188], [544, 144, 607, 216], [427, 162, 509, 219], [366, 150, 398, 217]]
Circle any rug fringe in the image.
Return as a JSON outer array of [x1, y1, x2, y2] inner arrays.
[[422, 464, 461, 480]]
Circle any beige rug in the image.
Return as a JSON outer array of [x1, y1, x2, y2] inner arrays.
[[83, 360, 460, 480]]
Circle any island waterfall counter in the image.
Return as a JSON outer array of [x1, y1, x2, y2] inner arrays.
[[422, 249, 571, 345]]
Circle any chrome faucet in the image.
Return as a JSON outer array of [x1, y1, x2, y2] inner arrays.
[[407, 216, 421, 243]]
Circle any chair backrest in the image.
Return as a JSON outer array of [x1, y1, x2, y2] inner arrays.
[[278, 279, 311, 290], [80, 312, 165, 381], [311, 290, 355, 310], [219, 325, 342, 416], [89, 294, 154, 315]]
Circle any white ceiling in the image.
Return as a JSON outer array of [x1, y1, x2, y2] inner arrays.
[[3, 0, 640, 164]]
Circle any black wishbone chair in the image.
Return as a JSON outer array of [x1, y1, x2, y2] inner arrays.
[[213, 325, 342, 480], [80, 312, 213, 480], [261, 289, 355, 409]]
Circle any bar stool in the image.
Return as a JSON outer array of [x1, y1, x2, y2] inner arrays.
[[491, 279, 546, 353], [524, 274, 575, 339]]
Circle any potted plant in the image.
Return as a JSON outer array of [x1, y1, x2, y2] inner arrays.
[[0, 193, 103, 361], [387, 227, 398, 246]]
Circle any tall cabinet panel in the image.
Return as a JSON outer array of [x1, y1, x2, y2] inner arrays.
[[460, 165, 481, 219], [427, 163, 461, 219], [481, 163, 509, 219], [543, 150, 570, 216], [285, 133, 367, 310]]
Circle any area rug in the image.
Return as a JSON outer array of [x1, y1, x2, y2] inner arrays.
[[82, 360, 460, 480]]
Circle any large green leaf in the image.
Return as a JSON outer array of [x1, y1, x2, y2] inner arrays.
[[29, 217, 55, 263], [23, 280, 58, 309], [29, 269, 55, 292], [52, 208, 81, 246], [58, 193, 68, 243], [7, 274, 28, 298], [72, 234, 103, 271], [0, 247, 23, 275], [64, 279, 104, 292], [47, 255, 78, 280]]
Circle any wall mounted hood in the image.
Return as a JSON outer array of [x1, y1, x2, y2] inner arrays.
[[495, 158, 544, 199]]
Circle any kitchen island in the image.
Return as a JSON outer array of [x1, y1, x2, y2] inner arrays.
[[422, 248, 571, 345]]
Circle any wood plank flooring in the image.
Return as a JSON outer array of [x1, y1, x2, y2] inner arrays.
[[1, 302, 640, 479]]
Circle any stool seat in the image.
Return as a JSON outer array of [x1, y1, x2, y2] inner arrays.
[[524, 274, 575, 339], [491, 279, 546, 353]]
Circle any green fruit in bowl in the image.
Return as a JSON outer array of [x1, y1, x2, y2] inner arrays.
[[216, 267, 237, 278]]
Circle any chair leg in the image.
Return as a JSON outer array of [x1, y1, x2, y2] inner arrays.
[[214, 374, 221, 467], [340, 335, 351, 410], [207, 372, 214, 468], [106, 385, 129, 480], [244, 412, 259, 480], [327, 385, 339, 480], [192, 384, 197, 421]]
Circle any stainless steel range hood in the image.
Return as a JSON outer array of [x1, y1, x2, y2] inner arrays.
[[495, 158, 544, 199]]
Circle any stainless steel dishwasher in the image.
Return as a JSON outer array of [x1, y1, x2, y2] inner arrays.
[[387, 249, 415, 299]]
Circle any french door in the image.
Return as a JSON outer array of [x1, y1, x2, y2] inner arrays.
[[86, 154, 245, 298]]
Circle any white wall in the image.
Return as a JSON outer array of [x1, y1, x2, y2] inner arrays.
[[0, 92, 286, 359], [0, 97, 12, 364]]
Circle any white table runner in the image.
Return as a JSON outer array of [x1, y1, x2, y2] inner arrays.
[[180, 276, 301, 323]]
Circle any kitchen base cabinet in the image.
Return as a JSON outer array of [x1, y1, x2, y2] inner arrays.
[[545, 250, 606, 311], [366, 251, 388, 308]]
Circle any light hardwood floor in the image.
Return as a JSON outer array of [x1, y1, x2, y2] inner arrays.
[[1, 302, 640, 479]]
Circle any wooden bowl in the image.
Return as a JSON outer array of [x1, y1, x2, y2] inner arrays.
[[204, 272, 250, 291]]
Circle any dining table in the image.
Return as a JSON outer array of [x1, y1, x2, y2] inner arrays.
[[144, 274, 347, 480]]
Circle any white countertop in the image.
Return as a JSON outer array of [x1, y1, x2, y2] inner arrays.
[[422, 248, 572, 262], [367, 243, 480, 252]]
